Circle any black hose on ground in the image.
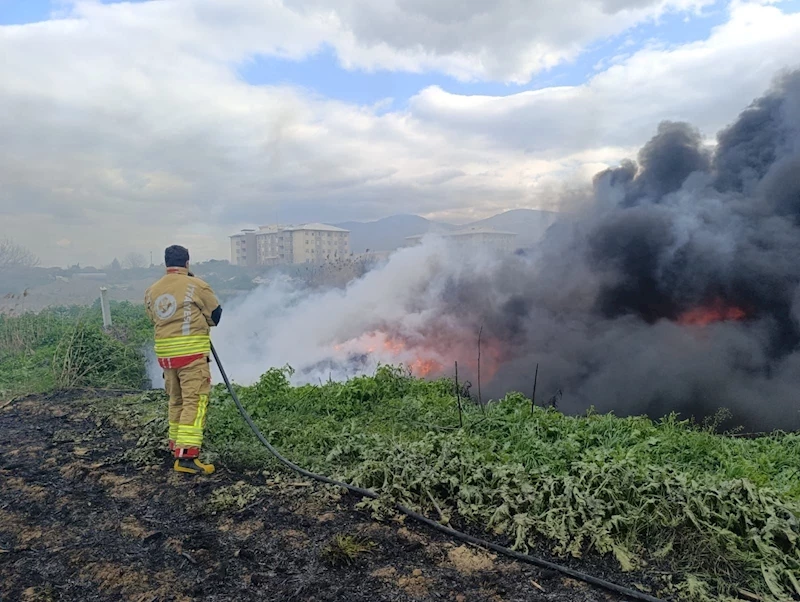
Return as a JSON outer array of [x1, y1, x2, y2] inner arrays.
[[210, 343, 668, 602]]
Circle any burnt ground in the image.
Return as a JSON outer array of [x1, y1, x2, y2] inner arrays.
[[0, 392, 635, 602]]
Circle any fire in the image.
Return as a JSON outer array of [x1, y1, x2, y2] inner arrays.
[[330, 329, 505, 381], [382, 337, 405, 354], [409, 357, 442, 377], [380, 334, 443, 377], [677, 299, 747, 326], [332, 331, 445, 377]]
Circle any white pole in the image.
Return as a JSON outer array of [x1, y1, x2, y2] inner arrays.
[[99, 287, 112, 329]]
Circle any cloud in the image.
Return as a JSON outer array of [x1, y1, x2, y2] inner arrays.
[[288, 0, 715, 82], [409, 3, 800, 153], [45, 0, 716, 85], [0, 1, 799, 265]]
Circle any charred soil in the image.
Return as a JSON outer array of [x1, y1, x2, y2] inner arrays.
[[0, 392, 627, 602]]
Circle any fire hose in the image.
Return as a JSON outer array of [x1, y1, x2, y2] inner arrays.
[[210, 343, 668, 602]]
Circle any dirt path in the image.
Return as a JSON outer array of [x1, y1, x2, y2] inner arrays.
[[0, 393, 625, 602]]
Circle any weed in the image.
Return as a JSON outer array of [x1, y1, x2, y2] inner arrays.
[[207, 481, 268, 513], [9, 303, 800, 601], [0, 303, 151, 397], [320, 534, 375, 567], [201, 374, 800, 601], [53, 320, 146, 390], [122, 417, 168, 467]]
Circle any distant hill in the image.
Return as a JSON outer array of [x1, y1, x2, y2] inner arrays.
[[334, 214, 455, 254], [335, 209, 560, 252], [464, 209, 560, 247]]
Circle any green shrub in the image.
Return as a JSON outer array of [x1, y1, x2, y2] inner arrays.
[[200, 371, 800, 602], [52, 320, 147, 389], [0, 303, 151, 396], [6, 300, 800, 601], [320, 534, 375, 566]]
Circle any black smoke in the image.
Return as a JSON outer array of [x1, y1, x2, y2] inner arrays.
[[214, 69, 800, 432], [439, 69, 800, 431]]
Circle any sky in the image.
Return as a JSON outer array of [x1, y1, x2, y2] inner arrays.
[[1, 0, 800, 267]]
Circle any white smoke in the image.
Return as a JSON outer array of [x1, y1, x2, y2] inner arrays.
[[145, 71, 800, 431], [208, 235, 507, 386], [147, 221, 800, 432], [144, 346, 165, 388]]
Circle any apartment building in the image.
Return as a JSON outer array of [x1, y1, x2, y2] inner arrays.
[[405, 228, 518, 254], [230, 229, 258, 267], [230, 223, 350, 266]]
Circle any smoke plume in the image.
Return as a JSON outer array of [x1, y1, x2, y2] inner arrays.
[[210, 69, 800, 431]]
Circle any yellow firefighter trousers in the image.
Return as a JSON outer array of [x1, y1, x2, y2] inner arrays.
[[163, 356, 211, 451]]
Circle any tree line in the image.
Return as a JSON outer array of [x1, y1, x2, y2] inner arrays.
[[0, 238, 40, 270], [0, 239, 151, 272]]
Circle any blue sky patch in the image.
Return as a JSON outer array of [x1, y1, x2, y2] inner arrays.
[[0, 0, 153, 25], [0, 0, 53, 25], [237, 0, 735, 108], [3, 0, 799, 109]]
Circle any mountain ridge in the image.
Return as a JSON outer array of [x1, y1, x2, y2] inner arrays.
[[333, 209, 559, 253]]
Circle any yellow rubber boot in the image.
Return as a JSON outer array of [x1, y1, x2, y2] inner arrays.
[[174, 458, 215, 475]]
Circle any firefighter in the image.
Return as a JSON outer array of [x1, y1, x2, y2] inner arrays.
[[145, 245, 222, 475]]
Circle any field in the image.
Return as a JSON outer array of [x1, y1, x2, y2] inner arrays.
[[3, 390, 610, 602], [0, 302, 151, 397], [2, 305, 799, 601]]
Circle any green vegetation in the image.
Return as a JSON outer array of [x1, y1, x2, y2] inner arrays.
[[199, 366, 800, 602], [207, 481, 270, 513], [320, 534, 376, 567], [0, 302, 150, 396], [3, 308, 800, 601]]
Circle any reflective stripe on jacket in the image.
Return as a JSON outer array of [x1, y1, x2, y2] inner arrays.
[[154, 334, 211, 358]]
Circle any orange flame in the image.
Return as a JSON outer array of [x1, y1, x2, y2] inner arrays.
[[380, 334, 443, 376], [333, 331, 445, 376], [332, 329, 507, 382], [677, 299, 747, 326], [382, 337, 405, 354], [409, 357, 443, 377]]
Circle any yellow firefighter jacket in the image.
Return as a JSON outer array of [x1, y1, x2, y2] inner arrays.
[[144, 267, 222, 364]]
